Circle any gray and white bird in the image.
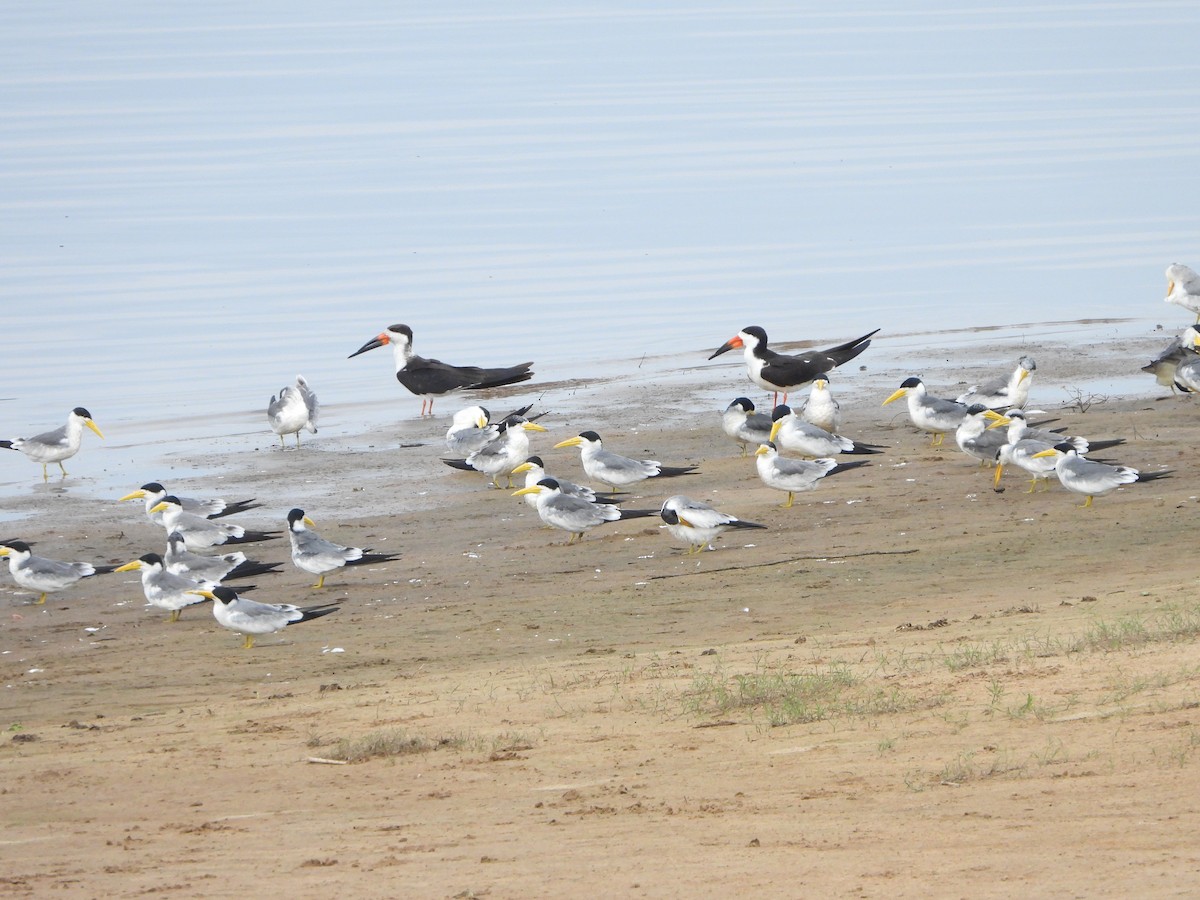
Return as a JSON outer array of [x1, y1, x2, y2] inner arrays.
[[442, 415, 548, 489], [955, 404, 1011, 467], [994, 438, 1062, 492], [0, 407, 104, 480], [956, 356, 1036, 410], [114, 552, 226, 622], [769, 404, 881, 457], [511, 456, 620, 508], [553, 431, 698, 490], [163, 531, 281, 583], [1165, 263, 1200, 320], [445, 405, 499, 456], [1141, 326, 1200, 392], [1031, 443, 1170, 507], [658, 495, 766, 555], [120, 482, 259, 526], [799, 377, 842, 433], [512, 478, 656, 544], [0, 540, 114, 605], [149, 496, 278, 551], [753, 442, 868, 508], [286, 508, 399, 589], [882, 377, 969, 445], [721, 398, 774, 457], [267, 374, 318, 448], [188, 585, 340, 649]]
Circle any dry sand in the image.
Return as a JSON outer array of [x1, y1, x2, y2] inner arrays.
[[3, 320, 1200, 898]]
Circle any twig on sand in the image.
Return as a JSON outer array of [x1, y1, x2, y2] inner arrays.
[[646, 548, 918, 581]]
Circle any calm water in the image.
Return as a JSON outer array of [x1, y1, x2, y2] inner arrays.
[[2, 3, 1198, 503]]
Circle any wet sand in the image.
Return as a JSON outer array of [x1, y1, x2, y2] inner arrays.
[[3, 320, 1199, 897]]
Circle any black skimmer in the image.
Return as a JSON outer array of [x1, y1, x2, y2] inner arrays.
[[709, 326, 878, 406], [349, 323, 534, 416]]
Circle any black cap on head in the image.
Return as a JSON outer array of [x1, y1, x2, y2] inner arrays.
[[742, 326, 768, 342], [2, 540, 30, 553], [900, 376, 922, 388], [287, 508, 306, 525], [211, 586, 239, 605], [770, 405, 792, 421], [536, 477, 561, 490], [141, 482, 165, 493], [73, 407, 94, 419], [730, 397, 754, 411], [578, 430, 601, 442], [139, 552, 163, 565], [525, 455, 544, 467]]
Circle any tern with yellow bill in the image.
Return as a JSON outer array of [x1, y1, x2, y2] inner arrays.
[[0, 407, 103, 480], [188, 585, 340, 649]]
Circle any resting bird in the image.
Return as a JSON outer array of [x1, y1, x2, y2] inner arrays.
[[1031, 443, 1171, 507], [349, 323, 534, 416], [149, 496, 279, 550], [189, 585, 340, 649], [163, 531, 280, 583], [114, 552, 234, 623], [511, 456, 622, 508], [553, 431, 698, 491], [956, 356, 1036, 410], [769, 404, 882, 457], [0, 407, 104, 480], [754, 443, 869, 508], [267, 374, 318, 448], [1165, 263, 1200, 321], [286, 508, 399, 589], [659, 495, 766, 555], [1141, 326, 1200, 392], [882, 377, 969, 445], [0, 540, 115, 605], [120, 482, 259, 526], [512, 478, 656, 544], [709, 325, 879, 406], [721, 398, 774, 457], [954, 404, 1011, 467], [799, 377, 842, 433]]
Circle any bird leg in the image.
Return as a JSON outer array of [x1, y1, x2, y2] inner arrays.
[[35, 593, 48, 605], [58, 462, 68, 477], [931, 433, 945, 446], [780, 492, 795, 509], [242, 634, 256, 649], [1081, 496, 1094, 508], [312, 574, 326, 589], [1026, 478, 1038, 494], [168, 610, 182, 623]]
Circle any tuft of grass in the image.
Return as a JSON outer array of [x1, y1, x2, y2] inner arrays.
[[325, 729, 461, 763]]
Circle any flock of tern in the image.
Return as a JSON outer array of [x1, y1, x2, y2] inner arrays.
[[1, 265, 1188, 646]]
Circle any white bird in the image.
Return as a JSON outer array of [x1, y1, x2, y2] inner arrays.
[[721, 397, 774, 457], [769, 404, 881, 457], [189, 585, 340, 649], [882, 377, 969, 445], [658, 495, 765, 555], [753, 442, 868, 508], [1031, 443, 1170, 507], [120, 482, 259, 526], [0, 540, 114, 605], [956, 356, 1036, 410], [163, 532, 280, 583], [445, 405, 499, 456], [553, 431, 698, 490], [511, 456, 618, 509], [0, 407, 104, 480], [799, 377, 842, 433], [149, 496, 279, 551], [1165, 263, 1200, 320], [512, 478, 656, 544], [994, 438, 1062, 492], [267, 374, 318, 448], [114, 552, 223, 622], [286, 508, 399, 589], [443, 415, 548, 489]]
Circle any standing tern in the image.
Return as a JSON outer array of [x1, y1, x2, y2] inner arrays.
[[0, 540, 115, 605], [189, 585, 340, 649], [1165, 263, 1200, 321], [512, 478, 656, 544], [769, 404, 881, 457], [553, 431, 698, 491], [1031, 443, 1171, 507], [997, 409, 1124, 456], [659, 495, 765, 555], [0, 407, 103, 480], [721, 398, 773, 457], [267, 374, 318, 448], [800, 377, 842, 433], [994, 438, 1061, 492], [709, 325, 879, 406], [955, 356, 1036, 410], [121, 482, 259, 526], [754, 442, 869, 508], [348, 323, 534, 416], [442, 415, 548, 488], [286, 508, 399, 589], [114, 552, 235, 622], [149, 496, 279, 550], [164, 531, 281, 583], [882, 377, 969, 445]]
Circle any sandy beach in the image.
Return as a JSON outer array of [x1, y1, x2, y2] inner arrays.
[[3, 320, 1199, 897]]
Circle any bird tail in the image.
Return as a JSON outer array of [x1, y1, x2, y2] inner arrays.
[[654, 465, 700, 478], [0, 441, 14, 451], [225, 560, 283, 580], [297, 603, 342, 624], [346, 552, 401, 567], [730, 519, 768, 530], [842, 442, 884, 455], [91, 563, 120, 575], [442, 458, 477, 472], [1084, 439, 1125, 453], [210, 500, 262, 519], [617, 508, 660, 520], [829, 460, 871, 475], [473, 363, 535, 390], [825, 328, 881, 365], [1135, 469, 1172, 484], [226, 530, 281, 545]]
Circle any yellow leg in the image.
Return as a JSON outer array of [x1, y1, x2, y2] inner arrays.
[[35, 593, 47, 605], [739, 445, 748, 458], [931, 433, 945, 446], [42, 464, 49, 482], [242, 634, 256, 649], [779, 492, 795, 509], [312, 574, 326, 589], [1026, 478, 1038, 494], [1081, 496, 1094, 508], [59, 462, 68, 477]]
